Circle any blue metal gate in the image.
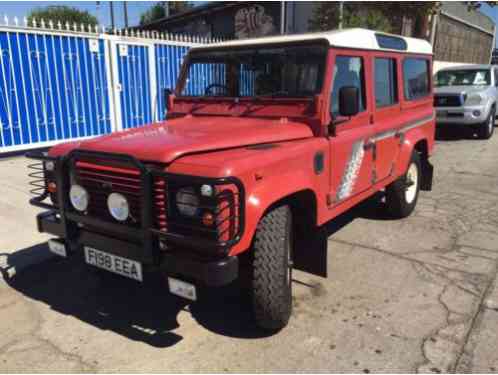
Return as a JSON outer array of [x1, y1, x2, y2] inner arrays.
[[0, 19, 218, 153], [0, 27, 113, 151]]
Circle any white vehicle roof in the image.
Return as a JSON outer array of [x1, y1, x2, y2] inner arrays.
[[193, 28, 433, 55]]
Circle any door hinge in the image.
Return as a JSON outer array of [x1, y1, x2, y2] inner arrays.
[[372, 169, 377, 184]]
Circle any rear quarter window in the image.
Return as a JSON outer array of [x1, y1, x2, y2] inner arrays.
[[403, 58, 430, 100]]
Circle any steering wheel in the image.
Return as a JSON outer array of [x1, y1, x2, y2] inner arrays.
[[204, 83, 229, 96]]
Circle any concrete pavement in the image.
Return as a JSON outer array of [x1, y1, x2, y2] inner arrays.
[[1, 127, 498, 372]]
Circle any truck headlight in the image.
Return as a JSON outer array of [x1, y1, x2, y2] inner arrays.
[[465, 94, 482, 106], [69, 184, 89, 212], [176, 187, 199, 217], [107, 193, 129, 221]]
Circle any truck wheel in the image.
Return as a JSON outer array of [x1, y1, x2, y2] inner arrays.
[[385, 151, 421, 219], [478, 107, 495, 139], [251, 205, 293, 331]]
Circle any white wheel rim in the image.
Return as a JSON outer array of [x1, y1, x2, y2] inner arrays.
[[405, 163, 418, 204]]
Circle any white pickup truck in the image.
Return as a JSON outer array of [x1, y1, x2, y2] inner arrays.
[[434, 64, 498, 139]]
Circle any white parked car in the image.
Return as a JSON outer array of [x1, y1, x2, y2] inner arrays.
[[434, 65, 498, 139]]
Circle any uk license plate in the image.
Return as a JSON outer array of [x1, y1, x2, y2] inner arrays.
[[84, 247, 143, 282], [168, 277, 197, 301]]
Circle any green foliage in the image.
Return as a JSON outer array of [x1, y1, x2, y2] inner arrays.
[[343, 8, 393, 33], [308, 2, 437, 33], [27, 6, 98, 26], [139, 2, 193, 26]]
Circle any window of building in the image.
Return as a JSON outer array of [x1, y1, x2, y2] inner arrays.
[[403, 58, 430, 100], [375, 58, 398, 108], [331, 56, 366, 116]]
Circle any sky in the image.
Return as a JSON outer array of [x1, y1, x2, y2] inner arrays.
[[0, 1, 497, 46]]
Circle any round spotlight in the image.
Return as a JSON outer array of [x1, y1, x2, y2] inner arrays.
[[69, 184, 89, 212], [107, 193, 129, 222], [44, 161, 55, 172]]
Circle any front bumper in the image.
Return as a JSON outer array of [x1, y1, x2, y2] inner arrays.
[[27, 149, 245, 287], [37, 210, 239, 286], [435, 105, 488, 125]]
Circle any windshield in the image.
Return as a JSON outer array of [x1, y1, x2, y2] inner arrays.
[[177, 43, 327, 98], [435, 69, 491, 87]]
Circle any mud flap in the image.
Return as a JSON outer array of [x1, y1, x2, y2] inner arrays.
[[420, 158, 434, 191], [293, 226, 328, 278]]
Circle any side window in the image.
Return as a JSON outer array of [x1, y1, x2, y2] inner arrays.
[[375, 58, 398, 108], [331, 56, 366, 116], [403, 58, 430, 100], [494, 69, 498, 87]]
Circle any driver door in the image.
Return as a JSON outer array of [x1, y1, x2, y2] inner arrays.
[[328, 52, 375, 205]]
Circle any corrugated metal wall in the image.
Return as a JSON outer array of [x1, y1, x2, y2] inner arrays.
[[0, 20, 221, 153]]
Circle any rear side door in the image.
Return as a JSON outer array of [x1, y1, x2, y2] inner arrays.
[[328, 52, 375, 205], [371, 53, 402, 182]]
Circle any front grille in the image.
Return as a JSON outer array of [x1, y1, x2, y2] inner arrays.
[[74, 161, 143, 227], [434, 94, 462, 107]]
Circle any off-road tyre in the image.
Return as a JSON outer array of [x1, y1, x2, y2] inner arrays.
[[251, 205, 293, 331], [478, 107, 495, 140], [385, 151, 421, 219]]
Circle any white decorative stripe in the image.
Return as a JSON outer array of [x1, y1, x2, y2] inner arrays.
[[370, 114, 435, 142], [336, 140, 365, 201], [398, 113, 435, 133]]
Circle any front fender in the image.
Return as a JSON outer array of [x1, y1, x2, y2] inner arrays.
[[229, 170, 317, 256]]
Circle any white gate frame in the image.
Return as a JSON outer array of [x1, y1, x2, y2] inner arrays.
[[106, 35, 157, 133]]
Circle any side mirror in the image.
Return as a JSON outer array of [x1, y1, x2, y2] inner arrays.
[[164, 88, 174, 112], [338, 86, 360, 117]]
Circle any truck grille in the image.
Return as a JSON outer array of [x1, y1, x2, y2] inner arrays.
[[74, 161, 143, 227], [434, 94, 462, 107]]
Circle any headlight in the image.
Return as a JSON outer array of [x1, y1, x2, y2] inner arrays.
[[465, 94, 482, 106], [69, 184, 89, 212], [107, 193, 129, 222], [176, 187, 199, 217]]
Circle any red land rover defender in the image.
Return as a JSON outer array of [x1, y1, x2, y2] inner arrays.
[[27, 29, 434, 331]]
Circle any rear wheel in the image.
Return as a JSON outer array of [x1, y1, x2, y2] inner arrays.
[[251, 205, 293, 331], [478, 107, 495, 139], [385, 151, 421, 219]]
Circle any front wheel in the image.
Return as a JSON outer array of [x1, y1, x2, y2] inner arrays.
[[385, 151, 421, 218], [478, 107, 495, 140], [251, 205, 293, 331]]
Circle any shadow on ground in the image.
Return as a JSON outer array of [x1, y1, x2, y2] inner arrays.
[[435, 125, 475, 141], [4, 194, 389, 348], [435, 122, 498, 141]]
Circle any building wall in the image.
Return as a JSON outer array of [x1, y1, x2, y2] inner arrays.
[[434, 13, 494, 64]]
